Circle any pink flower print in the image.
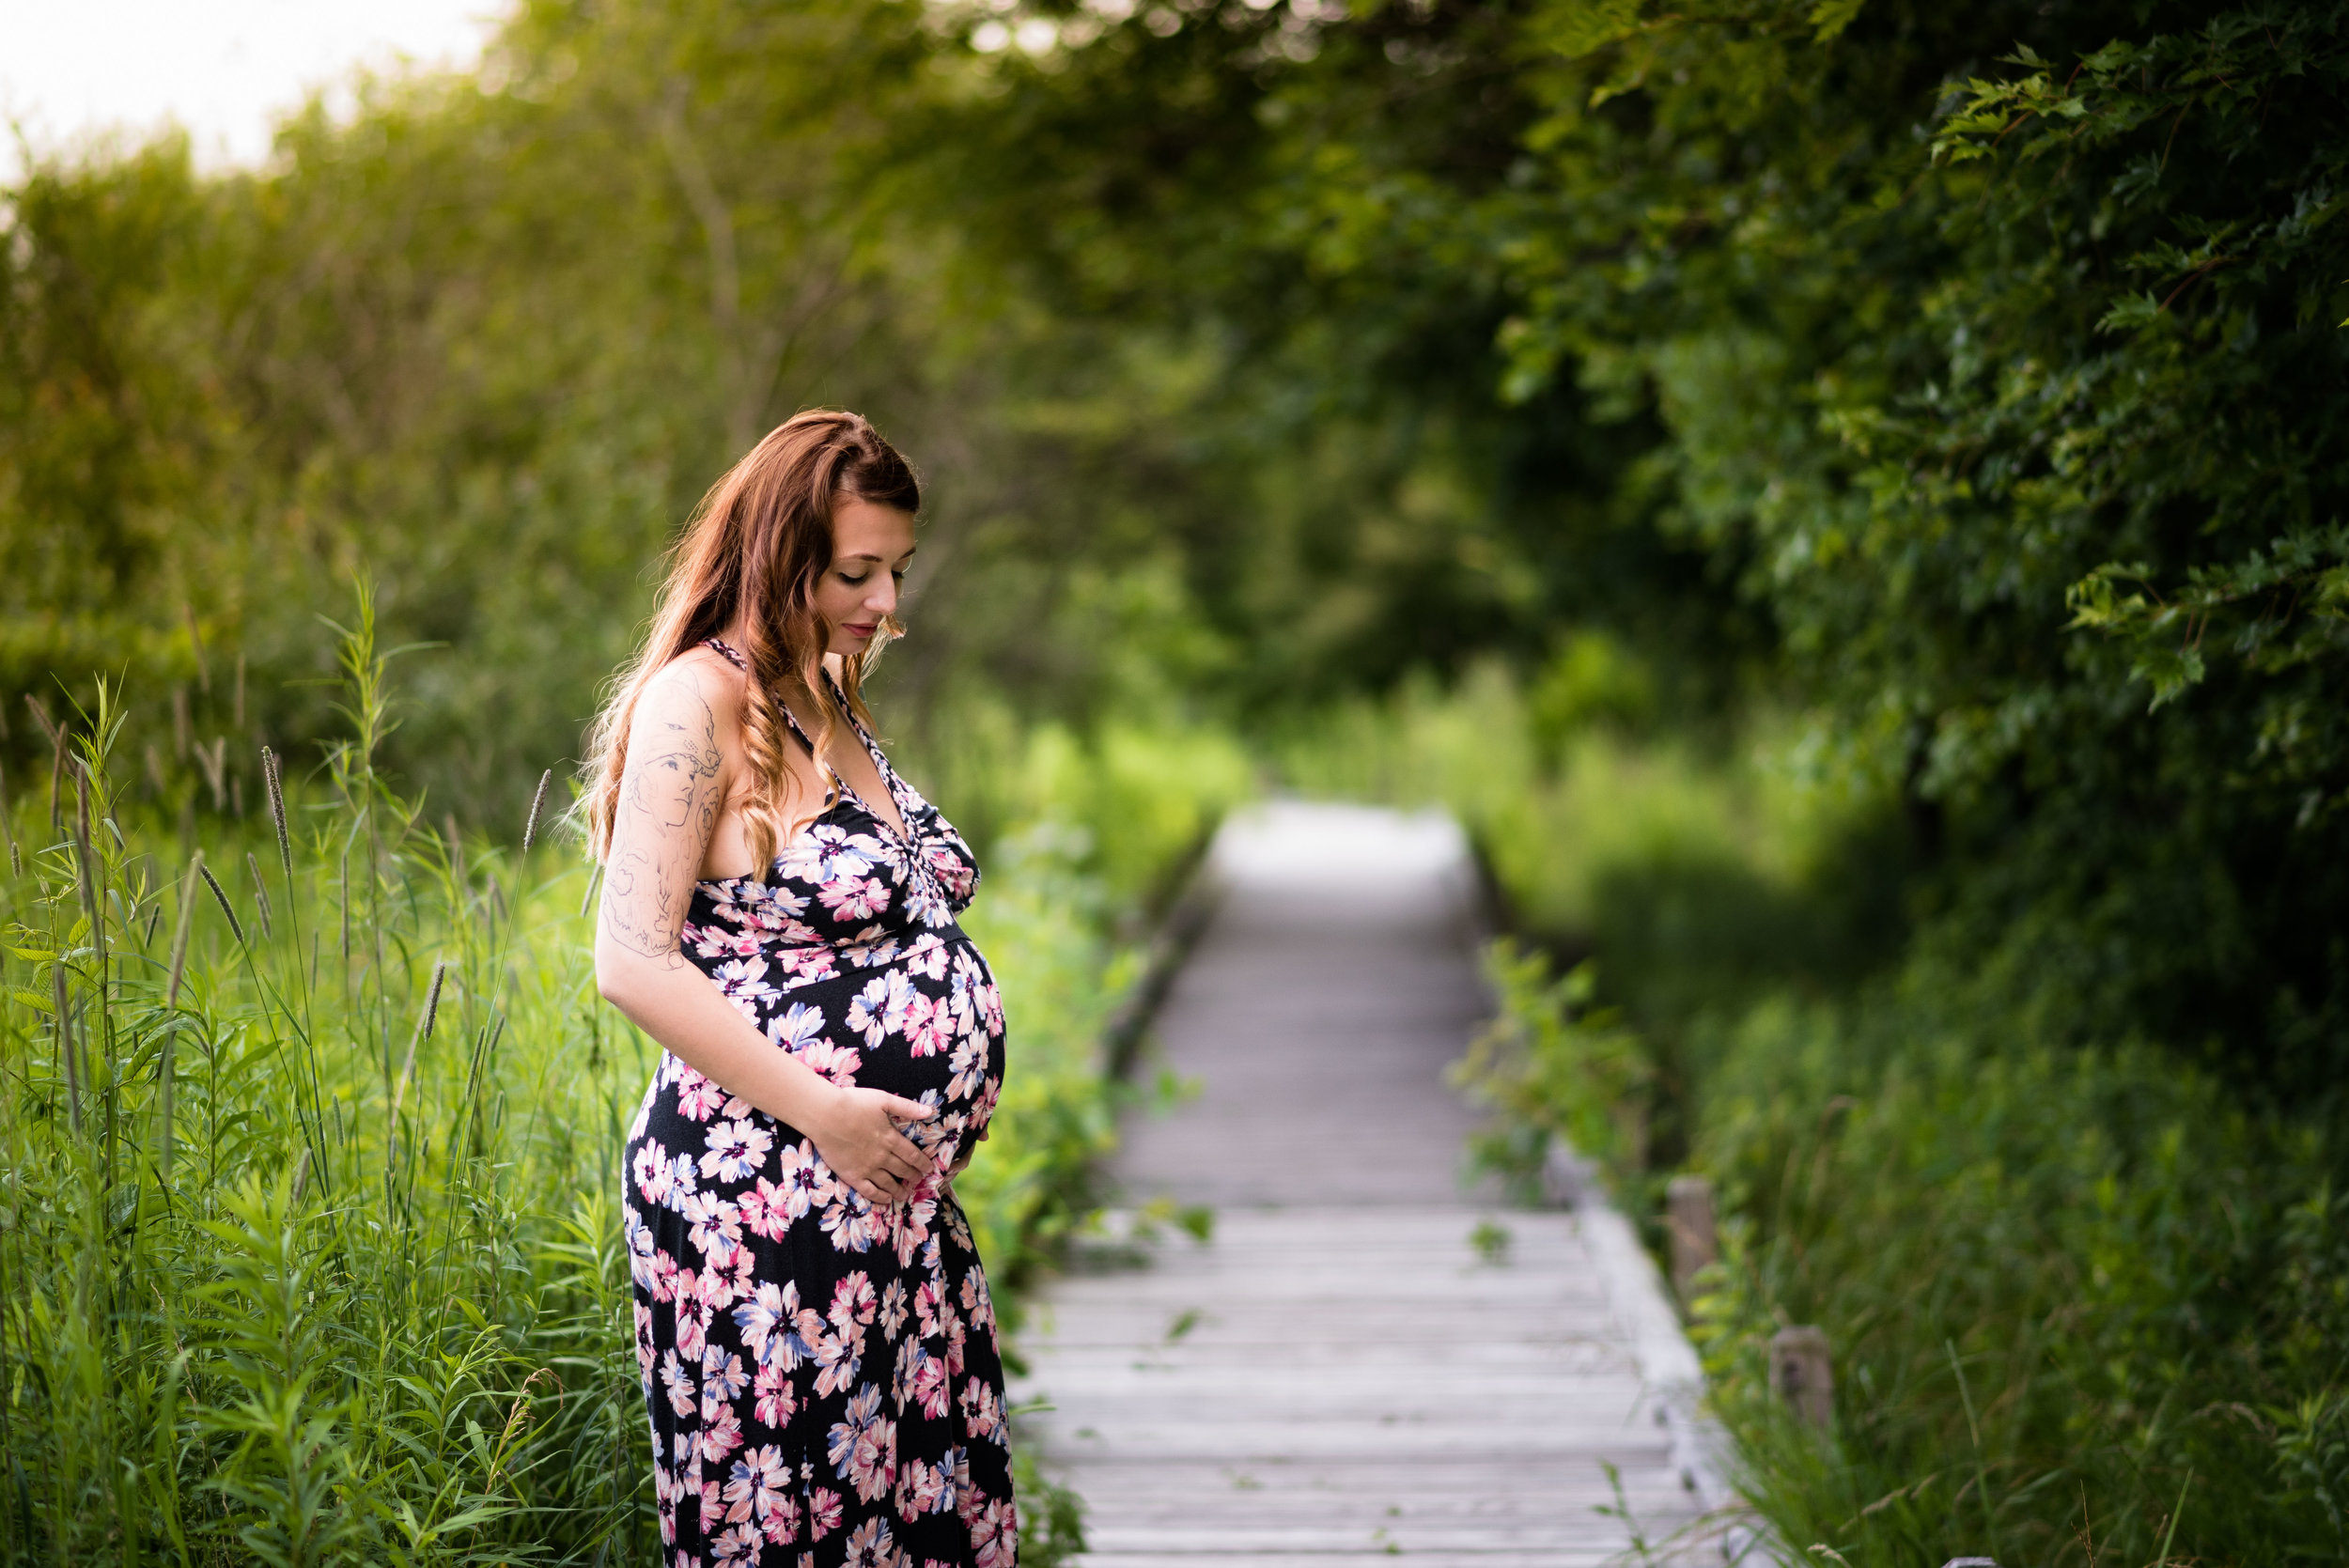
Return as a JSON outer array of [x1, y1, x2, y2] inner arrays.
[[776, 1141, 839, 1219], [700, 1473, 726, 1531], [710, 1523, 761, 1564], [820, 1191, 878, 1253], [781, 824, 873, 885], [701, 1348, 750, 1407], [959, 1269, 996, 1332], [903, 937, 950, 982], [842, 1516, 902, 1568], [753, 1359, 796, 1428], [926, 843, 975, 897], [674, 1271, 714, 1362], [634, 1301, 658, 1378], [902, 993, 951, 1059], [878, 1279, 909, 1340], [812, 1320, 863, 1399], [779, 942, 837, 982], [722, 1442, 792, 1527], [769, 1001, 828, 1051], [895, 1338, 951, 1421], [807, 1486, 844, 1543], [646, 1247, 680, 1305], [846, 976, 894, 1048], [759, 1489, 801, 1546], [732, 1281, 787, 1364], [959, 1376, 1005, 1445], [734, 1280, 824, 1370], [913, 1279, 945, 1340], [947, 1032, 989, 1103], [627, 1223, 661, 1297], [676, 1070, 727, 1124], [831, 1270, 879, 1328], [682, 1192, 743, 1273], [711, 954, 777, 1004], [697, 1400, 745, 1466], [714, 1243, 756, 1301], [828, 1386, 900, 1505], [820, 876, 892, 922], [904, 878, 951, 927], [798, 1038, 864, 1087], [654, 1460, 681, 1545], [945, 1198, 978, 1256], [970, 1498, 1018, 1568], [660, 1347, 694, 1417], [893, 1198, 936, 1270], [976, 981, 1003, 1037], [632, 1140, 676, 1207], [700, 1118, 774, 1184], [737, 1179, 789, 1243], [897, 1457, 954, 1521]]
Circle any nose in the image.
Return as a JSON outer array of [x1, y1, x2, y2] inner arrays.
[[866, 577, 898, 618]]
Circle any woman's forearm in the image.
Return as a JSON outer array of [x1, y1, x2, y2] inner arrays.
[[595, 942, 843, 1138]]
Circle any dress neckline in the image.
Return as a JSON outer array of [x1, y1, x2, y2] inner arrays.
[[701, 637, 916, 851]]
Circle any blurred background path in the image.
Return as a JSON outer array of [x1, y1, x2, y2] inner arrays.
[[1012, 802, 1714, 1566]]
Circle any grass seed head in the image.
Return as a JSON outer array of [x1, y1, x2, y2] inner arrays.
[[422, 958, 448, 1041], [263, 745, 291, 877], [522, 768, 553, 853], [199, 861, 246, 948]]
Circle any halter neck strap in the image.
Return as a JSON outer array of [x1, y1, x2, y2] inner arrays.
[[703, 638, 823, 759]]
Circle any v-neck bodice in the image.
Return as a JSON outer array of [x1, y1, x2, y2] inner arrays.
[[691, 638, 982, 960]]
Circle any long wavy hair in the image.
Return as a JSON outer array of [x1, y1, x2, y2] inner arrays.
[[581, 410, 920, 870]]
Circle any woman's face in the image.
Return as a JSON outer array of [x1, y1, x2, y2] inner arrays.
[[814, 497, 917, 660]]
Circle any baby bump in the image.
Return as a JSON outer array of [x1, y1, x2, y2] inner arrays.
[[700, 936, 1006, 1157]]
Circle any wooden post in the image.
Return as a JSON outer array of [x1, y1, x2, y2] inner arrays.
[[1665, 1174, 1717, 1306], [1771, 1326, 1833, 1430]]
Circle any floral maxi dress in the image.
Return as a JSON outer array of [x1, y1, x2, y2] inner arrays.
[[623, 644, 1016, 1568]]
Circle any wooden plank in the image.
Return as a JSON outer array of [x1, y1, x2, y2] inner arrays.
[[1012, 805, 1721, 1566]]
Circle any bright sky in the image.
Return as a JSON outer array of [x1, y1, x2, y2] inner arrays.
[[0, 0, 507, 174]]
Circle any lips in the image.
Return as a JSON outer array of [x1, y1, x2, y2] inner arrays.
[[842, 622, 879, 640]]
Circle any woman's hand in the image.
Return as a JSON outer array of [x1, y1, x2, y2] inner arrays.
[[811, 1086, 937, 1206]]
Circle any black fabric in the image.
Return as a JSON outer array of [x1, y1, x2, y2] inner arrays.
[[622, 640, 1015, 1567]]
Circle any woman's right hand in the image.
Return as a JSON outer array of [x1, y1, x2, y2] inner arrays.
[[812, 1085, 937, 1206]]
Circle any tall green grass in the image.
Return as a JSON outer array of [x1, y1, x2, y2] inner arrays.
[[1294, 658, 2349, 1566], [0, 602, 1240, 1564]]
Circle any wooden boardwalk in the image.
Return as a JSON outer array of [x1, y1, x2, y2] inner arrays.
[[1012, 802, 1734, 1566]]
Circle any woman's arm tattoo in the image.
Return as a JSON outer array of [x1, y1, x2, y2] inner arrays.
[[600, 686, 723, 965]]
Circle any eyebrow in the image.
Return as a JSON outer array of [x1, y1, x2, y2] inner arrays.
[[841, 550, 916, 565]]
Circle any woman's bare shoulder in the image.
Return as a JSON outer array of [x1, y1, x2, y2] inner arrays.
[[630, 645, 745, 758]]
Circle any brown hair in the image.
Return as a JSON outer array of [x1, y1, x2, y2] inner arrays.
[[581, 409, 920, 870]]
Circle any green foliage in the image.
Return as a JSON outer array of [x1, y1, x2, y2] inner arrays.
[[0, 0, 1249, 831], [1461, 940, 2349, 1563], [1452, 942, 1652, 1196], [970, 0, 2349, 1088]]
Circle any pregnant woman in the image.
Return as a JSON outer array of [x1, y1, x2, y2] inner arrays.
[[584, 411, 1015, 1568]]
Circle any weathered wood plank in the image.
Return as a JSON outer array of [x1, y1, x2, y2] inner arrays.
[[1011, 804, 1726, 1566]]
